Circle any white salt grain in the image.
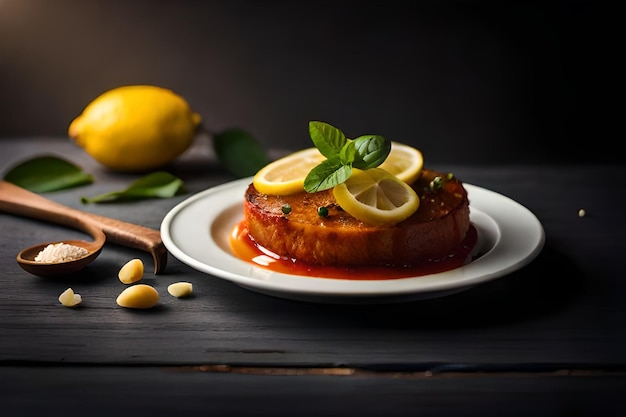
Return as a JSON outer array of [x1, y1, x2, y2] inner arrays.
[[34, 242, 88, 263]]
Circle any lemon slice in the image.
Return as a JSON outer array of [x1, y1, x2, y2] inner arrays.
[[253, 147, 325, 195], [333, 168, 420, 226], [253, 142, 423, 196], [379, 142, 424, 185]]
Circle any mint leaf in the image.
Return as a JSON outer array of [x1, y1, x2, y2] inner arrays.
[[304, 156, 352, 193], [81, 171, 185, 204], [352, 135, 391, 169], [308, 121, 347, 158], [213, 128, 271, 178], [339, 141, 357, 165], [3, 155, 94, 192]]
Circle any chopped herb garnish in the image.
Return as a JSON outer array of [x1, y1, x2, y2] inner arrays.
[[281, 204, 292, 215], [429, 176, 444, 191], [317, 206, 329, 217], [429, 173, 454, 191]]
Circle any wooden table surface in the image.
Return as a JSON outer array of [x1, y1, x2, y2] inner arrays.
[[1, 137, 625, 416]]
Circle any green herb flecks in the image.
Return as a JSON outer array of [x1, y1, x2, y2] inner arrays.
[[80, 171, 186, 204], [317, 206, 329, 217], [429, 173, 454, 191], [303, 121, 391, 193]]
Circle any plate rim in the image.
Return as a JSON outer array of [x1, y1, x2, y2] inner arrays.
[[161, 177, 545, 301]]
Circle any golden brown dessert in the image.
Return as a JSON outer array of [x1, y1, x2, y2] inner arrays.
[[243, 169, 470, 267]]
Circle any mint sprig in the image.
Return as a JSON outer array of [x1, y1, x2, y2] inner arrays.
[[303, 121, 391, 193]]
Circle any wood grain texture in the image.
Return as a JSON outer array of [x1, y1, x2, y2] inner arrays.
[[2, 366, 625, 417], [1, 138, 625, 415]]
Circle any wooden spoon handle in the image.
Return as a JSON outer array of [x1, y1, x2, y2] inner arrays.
[[0, 180, 168, 274]]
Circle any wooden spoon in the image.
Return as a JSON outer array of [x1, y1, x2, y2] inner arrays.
[[0, 180, 168, 277]]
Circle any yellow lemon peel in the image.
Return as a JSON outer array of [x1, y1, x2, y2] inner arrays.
[[332, 168, 420, 226], [68, 85, 201, 172]]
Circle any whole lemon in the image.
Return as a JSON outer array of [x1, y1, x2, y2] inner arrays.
[[68, 85, 202, 172]]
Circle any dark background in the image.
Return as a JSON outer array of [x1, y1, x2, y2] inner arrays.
[[0, 0, 615, 165]]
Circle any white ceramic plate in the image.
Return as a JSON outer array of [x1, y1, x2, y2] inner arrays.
[[161, 178, 544, 303]]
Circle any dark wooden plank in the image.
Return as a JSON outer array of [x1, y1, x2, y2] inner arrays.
[[2, 366, 626, 417]]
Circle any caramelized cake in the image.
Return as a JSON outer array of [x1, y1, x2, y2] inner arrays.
[[242, 169, 471, 267]]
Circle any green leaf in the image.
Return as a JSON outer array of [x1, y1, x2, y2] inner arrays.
[[213, 128, 271, 178], [81, 171, 186, 204], [352, 135, 391, 169], [3, 155, 94, 192], [339, 141, 357, 165], [304, 121, 394, 194], [304, 157, 352, 193], [308, 121, 347, 159]]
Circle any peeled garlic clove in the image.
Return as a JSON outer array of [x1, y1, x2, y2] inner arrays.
[[59, 288, 82, 307], [116, 284, 159, 309], [118, 258, 144, 284], [167, 282, 193, 298]]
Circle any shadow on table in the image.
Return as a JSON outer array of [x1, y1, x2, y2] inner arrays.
[[287, 241, 585, 330]]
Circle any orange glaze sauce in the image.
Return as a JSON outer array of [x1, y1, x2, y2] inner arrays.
[[229, 221, 478, 280]]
